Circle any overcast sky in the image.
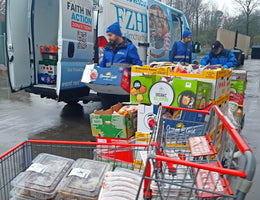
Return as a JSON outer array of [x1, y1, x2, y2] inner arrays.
[[205, 0, 237, 16]]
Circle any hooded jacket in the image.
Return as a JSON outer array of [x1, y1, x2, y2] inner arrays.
[[99, 37, 142, 68], [200, 48, 237, 68]]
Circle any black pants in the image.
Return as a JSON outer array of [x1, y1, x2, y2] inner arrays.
[[99, 94, 130, 110]]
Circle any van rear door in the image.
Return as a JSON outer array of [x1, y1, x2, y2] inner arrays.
[[57, 0, 94, 101], [6, 0, 34, 91]]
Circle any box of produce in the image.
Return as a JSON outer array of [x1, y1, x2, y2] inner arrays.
[[90, 103, 137, 138]]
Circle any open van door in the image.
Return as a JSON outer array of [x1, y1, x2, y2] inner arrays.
[[57, 0, 94, 102], [6, 0, 34, 92]]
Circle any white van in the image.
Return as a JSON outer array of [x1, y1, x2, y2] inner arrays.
[[6, 0, 199, 104]]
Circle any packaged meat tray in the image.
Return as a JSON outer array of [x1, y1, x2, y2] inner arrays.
[[98, 168, 143, 200], [58, 158, 113, 200], [11, 153, 74, 199]]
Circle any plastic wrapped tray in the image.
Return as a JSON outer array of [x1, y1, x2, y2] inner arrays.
[[11, 153, 74, 199], [58, 158, 113, 200]]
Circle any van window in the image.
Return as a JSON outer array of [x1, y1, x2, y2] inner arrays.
[[171, 13, 182, 44]]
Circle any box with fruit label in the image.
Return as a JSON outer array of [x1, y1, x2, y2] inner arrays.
[[90, 103, 137, 138], [81, 64, 131, 95]]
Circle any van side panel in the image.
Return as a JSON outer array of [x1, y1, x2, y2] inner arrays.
[[6, 0, 32, 91], [98, 0, 148, 64], [57, 0, 94, 98], [148, 0, 187, 62]]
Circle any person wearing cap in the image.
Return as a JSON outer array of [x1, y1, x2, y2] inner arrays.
[[99, 22, 142, 68], [169, 30, 192, 64], [200, 41, 237, 68]]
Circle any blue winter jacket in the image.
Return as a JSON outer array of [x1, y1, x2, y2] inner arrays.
[[200, 49, 237, 68], [99, 37, 142, 68], [169, 41, 192, 64]]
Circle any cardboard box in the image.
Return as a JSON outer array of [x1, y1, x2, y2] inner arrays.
[[229, 70, 247, 105], [229, 92, 244, 105], [131, 75, 212, 109], [230, 80, 246, 94], [170, 78, 212, 109], [137, 104, 156, 133], [131, 74, 156, 104], [38, 60, 57, 75], [231, 70, 247, 81], [38, 73, 56, 84], [134, 132, 151, 165], [90, 103, 137, 138], [82, 64, 131, 95], [170, 68, 230, 100]]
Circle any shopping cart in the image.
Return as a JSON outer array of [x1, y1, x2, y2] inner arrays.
[[0, 140, 149, 200], [137, 105, 256, 200], [0, 105, 256, 200]]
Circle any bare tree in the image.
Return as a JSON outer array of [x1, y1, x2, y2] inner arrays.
[[0, 0, 5, 16], [234, 0, 259, 35]]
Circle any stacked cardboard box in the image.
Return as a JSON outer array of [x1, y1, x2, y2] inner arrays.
[[229, 70, 247, 106]]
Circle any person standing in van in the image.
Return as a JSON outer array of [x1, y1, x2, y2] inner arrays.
[[169, 30, 192, 64], [99, 22, 142, 68], [99, 22, 142, 109]]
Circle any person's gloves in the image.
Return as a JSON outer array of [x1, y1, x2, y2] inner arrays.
[[223, 65, 228, 69]]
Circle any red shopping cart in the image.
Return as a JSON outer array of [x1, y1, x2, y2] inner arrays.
[[0, 105, 256, 200], [0, 140, 148, 200], [137, 105, 256, 200]]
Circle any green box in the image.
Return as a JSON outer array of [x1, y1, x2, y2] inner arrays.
[[230, 80, 246, 94], [171, 78, 212, 109], [130, 74, 212, 109], [130, 75, 156, 104], [90, 103, 137, 138]]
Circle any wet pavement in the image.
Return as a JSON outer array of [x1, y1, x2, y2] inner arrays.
[[0, 59, 260, 199], [0, 66, 102, 153]]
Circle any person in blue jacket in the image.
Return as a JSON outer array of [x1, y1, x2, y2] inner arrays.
[[169, 30, 192, 64], [99, 22, 142, 109], [99, 22, 142, 68], [200, 41, 237, 68]]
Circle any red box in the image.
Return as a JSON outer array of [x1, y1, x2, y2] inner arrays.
[[120, 68, 131, 93], [229, 92, 244, 105]]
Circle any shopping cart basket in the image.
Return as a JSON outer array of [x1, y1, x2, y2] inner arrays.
[[137, 105, 256, 200], [0, 140, 148, 200]]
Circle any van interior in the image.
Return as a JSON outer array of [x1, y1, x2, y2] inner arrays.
[[32, 0, 59, 90]]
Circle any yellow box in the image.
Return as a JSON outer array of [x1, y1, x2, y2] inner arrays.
[[169, 68, 228, 80], [131, 65, 152, 74], [211, 93, 230, 106], [131, 65, 170, 76]]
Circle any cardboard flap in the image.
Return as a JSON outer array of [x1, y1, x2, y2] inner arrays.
[[94, 103, 123, 115]]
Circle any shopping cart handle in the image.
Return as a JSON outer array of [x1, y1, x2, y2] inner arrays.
[[165, 154, 176, 176]]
